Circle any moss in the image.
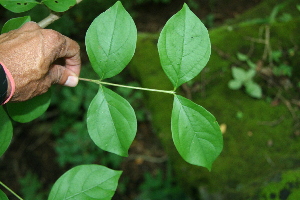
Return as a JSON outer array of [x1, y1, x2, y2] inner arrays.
[[128, 15, 300, 199], [258, 169, 300, 200]]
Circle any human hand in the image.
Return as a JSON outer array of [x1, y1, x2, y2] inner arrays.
[[0, 21, 81, 102]]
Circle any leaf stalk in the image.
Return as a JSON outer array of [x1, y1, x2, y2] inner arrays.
[[79, 78, 175, 95]]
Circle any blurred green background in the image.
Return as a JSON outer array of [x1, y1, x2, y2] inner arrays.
[[1, 0, 300, 199]]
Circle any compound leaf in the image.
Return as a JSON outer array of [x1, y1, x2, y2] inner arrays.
[[85, 1, 137, 80], [0, 107, 13, 157], [48, 164, 122, 200], [42, 0, 76, 12], [0, 0, 38, 13], [172, 95, 223, 171], [1, 16, 31, 34], [6, 90, 51, 123], [87, 86, 137, 157], [158, 3, 211, 89]]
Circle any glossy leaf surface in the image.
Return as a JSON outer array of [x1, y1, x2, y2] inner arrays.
[[158, 3, 211, 89], [85, 1, 137, 80], [42, 0, 76, 12], [0, 107, 13, 157], [172, 95, 223, 170], [1, 16, 31, 34], [48, 165, 122, 200], [0, 0, 38, 13], [6, 90, 51, 123], [87, 86, 137, 157]]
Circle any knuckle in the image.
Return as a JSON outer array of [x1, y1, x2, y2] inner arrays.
[[42, 29, 63, 43]]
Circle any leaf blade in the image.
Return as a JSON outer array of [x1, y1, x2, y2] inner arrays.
[[1, 16, 31, 34], [48, 164, 122, 200], [0, 190, 9, 200], [85, 1, 137, 79], [0, 0, 38, 13], [87, 86, 137, 157], [42, 0, 76, 12], [172, 95, 223, 170], [6, 90, 51, 123], [0, 107, 13, 157], [245, 81, 262, 98], [158, 3, 211, 89]]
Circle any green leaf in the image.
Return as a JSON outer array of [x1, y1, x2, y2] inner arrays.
[[42, 0, 76, 12], [158, 3, 211, 89], [48, 164, 122, 200], [87, 86, 137, 157], [228, 79, 242, 90], [297, 5, 300, 12], [245, 69, 256, 80], [0, 190, 9, 200], [245, 81, 262, 98], [246, 60, 256, 69], [0, 0, 38, 13], [0, 107, 13, 157], [1, 16, 31, 34], [85, 1, 137, 80], [231, 67, 247, 82], [237, 52, 248, 61], [171, 95, 223, 170], [6, 90, 51, 123]]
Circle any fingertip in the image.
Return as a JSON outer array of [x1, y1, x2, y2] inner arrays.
[[64, 76, 79, 87]]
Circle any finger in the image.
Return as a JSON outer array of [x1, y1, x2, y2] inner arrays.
[[49, 64, 79, 87], [58, 36, 81, 76], [17, 21, 41, 32]]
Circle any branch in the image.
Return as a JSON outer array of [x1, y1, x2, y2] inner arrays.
[[38, 12, 61, 28], [38, 0, 85, 28]]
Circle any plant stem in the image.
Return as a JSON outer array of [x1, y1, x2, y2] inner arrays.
[[38, 13, 61, 28], [0, 181, 23, 200], [79, 78, 176, 95], [38, 0, 85, 28]]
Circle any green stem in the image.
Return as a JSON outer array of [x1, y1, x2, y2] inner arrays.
[[0, 181, 23, 200], [79, 78, 176, 95]]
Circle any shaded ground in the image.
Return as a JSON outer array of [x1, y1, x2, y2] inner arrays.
[[0, 0, 264, 199]]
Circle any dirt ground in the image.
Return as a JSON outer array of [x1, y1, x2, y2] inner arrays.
[[0, 0, 263, 199]]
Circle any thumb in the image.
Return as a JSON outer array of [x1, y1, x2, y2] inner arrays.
[[49, 64, 79, 87]]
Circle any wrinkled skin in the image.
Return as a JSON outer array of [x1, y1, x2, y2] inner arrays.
[[0, 22, 81, 102]]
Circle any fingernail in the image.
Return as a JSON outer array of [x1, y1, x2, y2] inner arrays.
[[64, 76, 78, 87]]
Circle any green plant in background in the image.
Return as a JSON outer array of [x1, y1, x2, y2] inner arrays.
[[271, 50, 293, 77], [0, 0, 223, 199], [19, 171, 47, 200], [227, 2, 300, 100], [138, 167, 190, 200], [228, 53, 262, 99]]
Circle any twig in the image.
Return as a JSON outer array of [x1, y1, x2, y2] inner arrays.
[[278, 94, 297, 120], [38, 13, 61, 28], [258, 115, 285, 126], [38, 0, 85, 28]]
